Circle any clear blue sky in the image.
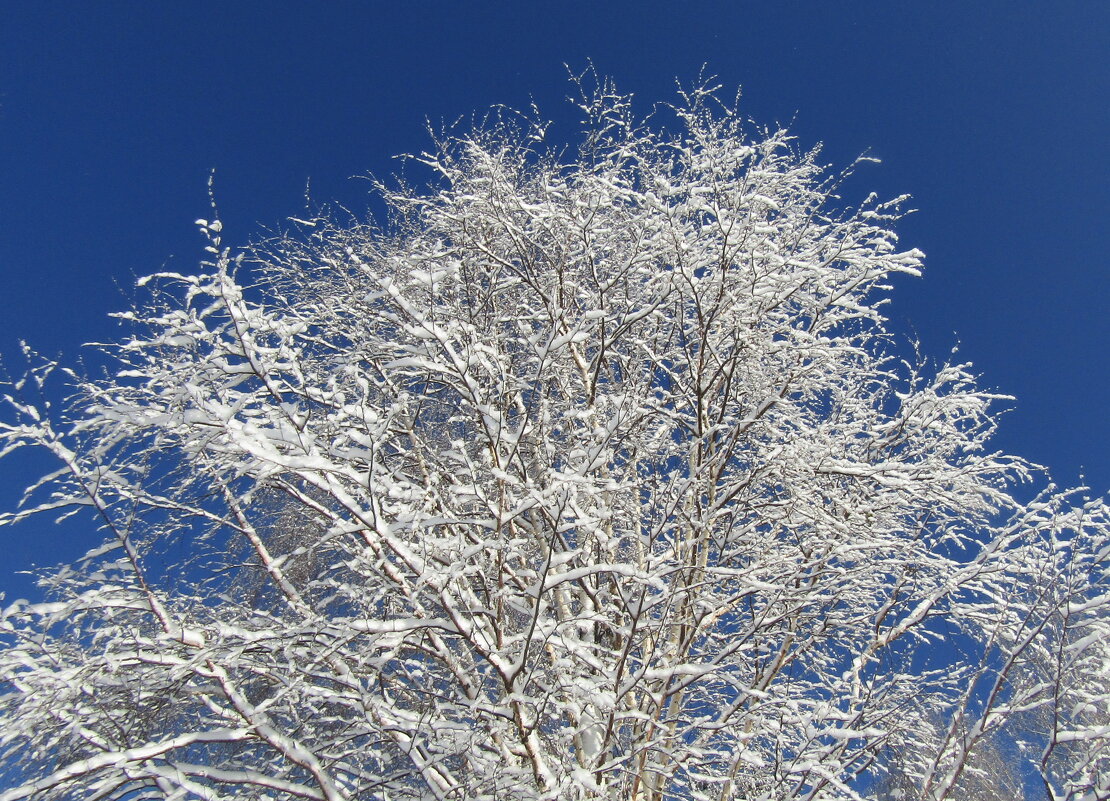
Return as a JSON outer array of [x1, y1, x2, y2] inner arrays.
[[1, 2, 1106, 600]]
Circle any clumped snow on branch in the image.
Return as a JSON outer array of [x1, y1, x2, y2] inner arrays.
[[0, 77, 1107, 801]]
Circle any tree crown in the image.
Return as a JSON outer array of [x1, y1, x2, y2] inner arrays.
[[0, 77, 1106, 801]]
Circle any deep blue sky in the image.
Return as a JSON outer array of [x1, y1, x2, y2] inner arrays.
[[1, 3, 1106, 600]]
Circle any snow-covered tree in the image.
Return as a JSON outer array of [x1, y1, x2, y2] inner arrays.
[[1, 77, 1107, 801]]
